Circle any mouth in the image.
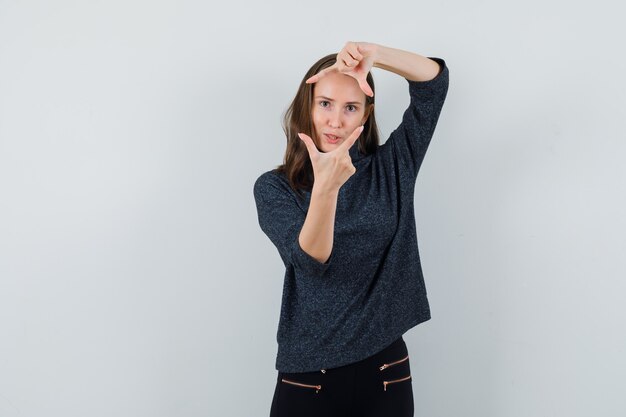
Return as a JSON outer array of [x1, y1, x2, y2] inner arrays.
[[324, 133, 341, 144]]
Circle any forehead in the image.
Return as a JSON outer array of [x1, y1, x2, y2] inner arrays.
[[312, 72, 365, 104]]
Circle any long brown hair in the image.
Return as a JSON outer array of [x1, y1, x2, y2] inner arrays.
[[273, 53, 381, 200]]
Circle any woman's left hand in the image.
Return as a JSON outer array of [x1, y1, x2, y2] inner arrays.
[[305, 41, 377, 98]]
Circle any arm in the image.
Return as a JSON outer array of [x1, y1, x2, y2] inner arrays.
[[299, 185, 339, 264], [253, 173, 335, 278], [350, 43, 448, 180], [293, 125, 364, 265], [371, 44, 442, 82]]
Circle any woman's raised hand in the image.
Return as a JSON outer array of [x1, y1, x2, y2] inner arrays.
[[305, 41, 377, 98], [298, 125, 364, 193]]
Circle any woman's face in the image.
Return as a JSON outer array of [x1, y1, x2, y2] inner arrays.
[[311, 71, 370, 153]]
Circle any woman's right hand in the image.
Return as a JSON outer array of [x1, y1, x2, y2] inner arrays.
[[298, 125, 364, 193]]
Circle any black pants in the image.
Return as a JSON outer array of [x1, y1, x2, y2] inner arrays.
[[270, 336, 414, 417]]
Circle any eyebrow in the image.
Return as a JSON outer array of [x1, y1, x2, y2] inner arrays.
[[314, 96, 363, 106]]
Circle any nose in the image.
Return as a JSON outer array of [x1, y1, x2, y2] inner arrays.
[[328, 109, 343, 128]]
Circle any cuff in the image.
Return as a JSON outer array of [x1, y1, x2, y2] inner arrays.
[[406, 57, 449, 102], [406, 57, 448, 89], [291, 238, 333, 278]]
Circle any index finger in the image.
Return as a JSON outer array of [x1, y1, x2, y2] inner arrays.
[[336, 125, 364, 153], [305, 64, 339, 84]]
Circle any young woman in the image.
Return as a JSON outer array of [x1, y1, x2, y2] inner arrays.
[[253, 41, 449, 417]]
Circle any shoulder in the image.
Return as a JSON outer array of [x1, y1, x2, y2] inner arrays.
[[254, 169, 284, 189], [253, 169, 289, 201]]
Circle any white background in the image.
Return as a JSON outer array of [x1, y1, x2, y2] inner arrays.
[[1, 1, 625, 416]]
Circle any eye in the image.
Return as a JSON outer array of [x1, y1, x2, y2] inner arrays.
[[347, 105, 357, 112], [320, 100, 330, 108]]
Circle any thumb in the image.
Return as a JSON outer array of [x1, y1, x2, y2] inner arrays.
[[358, 78, 374, 98]]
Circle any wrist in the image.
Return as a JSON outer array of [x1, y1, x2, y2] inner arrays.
[[312, 182, 340, 199], [370, 43, 385, 68]]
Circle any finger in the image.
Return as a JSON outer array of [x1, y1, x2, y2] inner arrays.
[[346, 43, 363, 61], [337, 125, 364, 153], [336, 49, 359, 69], [305, 64, 338, 84], [297, 132, 320, 158], [341, 55, 359, 68], [356, 42, 373, 56], [358, 78, 374, 98]]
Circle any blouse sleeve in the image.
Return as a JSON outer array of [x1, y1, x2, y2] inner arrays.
[[253, 172, 333, 278], [380, 57, 449, 182]]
